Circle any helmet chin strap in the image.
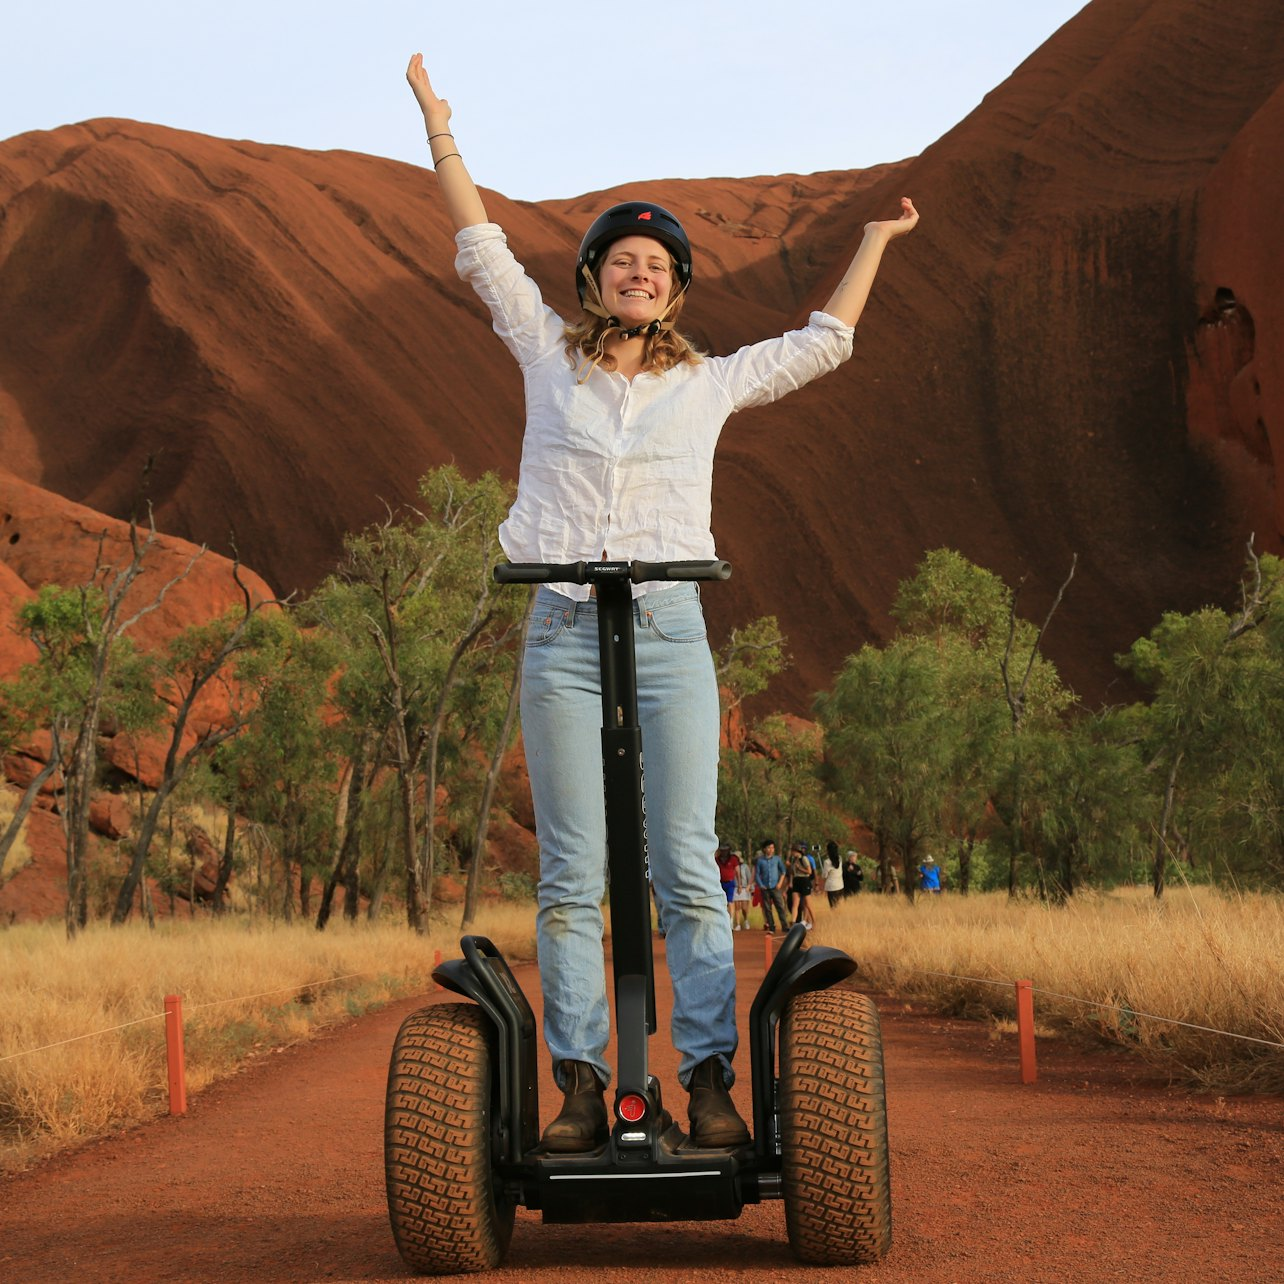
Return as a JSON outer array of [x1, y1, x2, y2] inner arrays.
[[618, 320, 662, 339]]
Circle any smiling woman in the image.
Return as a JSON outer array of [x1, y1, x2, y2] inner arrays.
[[565, 201, 699, 381], [403, 49, 916, 1154], [599, 240, 672, 317]]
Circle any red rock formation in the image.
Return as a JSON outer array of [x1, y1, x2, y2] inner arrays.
[[0, 472, 276, 811], [0, 471, 275, 647], [0, 0, 1281, 716]]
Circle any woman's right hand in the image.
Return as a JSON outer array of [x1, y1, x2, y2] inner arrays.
[[406, 53, 450, 127]]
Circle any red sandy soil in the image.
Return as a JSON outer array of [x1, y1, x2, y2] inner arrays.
[[2, 927, 1281, 1283]]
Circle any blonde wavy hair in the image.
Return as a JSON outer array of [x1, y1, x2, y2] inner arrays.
[[563, 254, 704, 381]]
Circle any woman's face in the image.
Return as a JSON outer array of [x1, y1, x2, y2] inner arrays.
[[597, 235, 673, 327]]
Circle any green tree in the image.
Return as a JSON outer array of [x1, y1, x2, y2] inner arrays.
[[16, 579, 165, 935], [216, 609, 340, 922], [1022, 706, 1149, 898], [110, 574, 279, 924], [1119, 546, 1283, 892], [818, 636, 954, 901], [714, 615, 788, 857], [306, 465, 519, 932], [995, 557, 1079, 896], [820, 550, 1076, 900]]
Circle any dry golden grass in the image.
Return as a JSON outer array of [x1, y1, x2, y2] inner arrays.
[[813, 884, 1284, 1092], [0, 902, 536, 1170]]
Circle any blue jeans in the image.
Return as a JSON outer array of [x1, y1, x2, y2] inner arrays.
[[521, 583, 736, 1089]]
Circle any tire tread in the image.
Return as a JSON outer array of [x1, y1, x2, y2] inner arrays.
[[384, 1003, 514, 1274], [781, 987, 893, 1265]]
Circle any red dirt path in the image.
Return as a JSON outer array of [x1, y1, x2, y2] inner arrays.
[[2, 929, 1281, 1283]]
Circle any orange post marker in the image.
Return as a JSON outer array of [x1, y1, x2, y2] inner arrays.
[[1015, 979, 1037, 1085], [164, 994, 187, 1116]]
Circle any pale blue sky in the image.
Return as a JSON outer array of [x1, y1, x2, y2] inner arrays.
[[3, 1, 1088, 201]]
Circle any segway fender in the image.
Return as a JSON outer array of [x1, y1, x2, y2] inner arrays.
[[430, 937, 541, 1163], [748, 924, 859, 1163]]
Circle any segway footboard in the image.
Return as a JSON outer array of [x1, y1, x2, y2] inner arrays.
[[532, 1146, 745, 1224]]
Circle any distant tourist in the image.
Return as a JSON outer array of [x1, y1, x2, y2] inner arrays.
[[755, 840, 789, 934], [918, 855, 942, 894], [843, 851, 864, 897], [823, 848, 845, 908], [715, 846, 740, 921], [789, 842, 816, 930], [732, 852, 754, 930]]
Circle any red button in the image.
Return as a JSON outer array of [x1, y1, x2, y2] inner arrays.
[[617, 1093, 647, 1123]]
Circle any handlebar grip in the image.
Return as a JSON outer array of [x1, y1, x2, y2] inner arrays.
[[630, 559, 732, 582], [493, 562, 588, 584]]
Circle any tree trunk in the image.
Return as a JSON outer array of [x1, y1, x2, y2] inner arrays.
[[900, 843, 917, 904], [165, 805, 177, 917], [64, 710, 101, 939], [462, 613, 529, 929], [342, 846, 361, 921], [317, 749, 368, 931], [1060, 835, 1077, 901], [0, 755, 59, 880], [213, 791, 238, 914], [113, 773, 183, 924], [368, 825, 393, 922], [957, 830, 974, 895], [418, 609, 492, 916], [876, 832, 893, 897], [366, 787, 396, 922], [140, 870, 156, 927], [1007, 741, 1024, 899], [399, 767, 424, 932], [1152, 751, 1183, 899]]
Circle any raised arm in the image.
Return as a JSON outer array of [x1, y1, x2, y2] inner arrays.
[[406, 53, 488, 232], [821, 197, 919, 328]]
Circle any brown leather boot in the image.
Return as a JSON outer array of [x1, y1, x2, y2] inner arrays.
[[541, 1060, 608, 1153], [686, 1056, 751, 1148]]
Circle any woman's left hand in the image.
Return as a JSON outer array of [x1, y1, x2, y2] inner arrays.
[[865, 197, 919, 240]]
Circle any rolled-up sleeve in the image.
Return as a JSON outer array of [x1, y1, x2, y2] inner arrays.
[[454, 224, 564, 369], [708, 311, 855, 412]]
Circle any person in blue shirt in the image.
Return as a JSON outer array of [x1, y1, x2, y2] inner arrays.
[[918, 855, 943, 893], [754, 840, 788, 933]]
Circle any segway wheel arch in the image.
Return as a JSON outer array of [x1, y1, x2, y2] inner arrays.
[[385, 1002, 515, 1274], [780, 986, 893, 1265]]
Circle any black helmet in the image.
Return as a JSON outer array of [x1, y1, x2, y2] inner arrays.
[[575, 201, 693, 307]]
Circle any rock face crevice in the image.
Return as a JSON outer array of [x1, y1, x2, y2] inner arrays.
[[1190, 290, 1270, 472], [1, 0, 1284, 709]]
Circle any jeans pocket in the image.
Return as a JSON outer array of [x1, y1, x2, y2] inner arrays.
[[525, 606, 571, 647], [645, 596, 707, 644]]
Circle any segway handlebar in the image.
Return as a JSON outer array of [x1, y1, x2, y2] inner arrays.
[[494, 558, 731, 585]]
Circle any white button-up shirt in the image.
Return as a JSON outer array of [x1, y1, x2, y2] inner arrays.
[[455, 223, 854, 600]]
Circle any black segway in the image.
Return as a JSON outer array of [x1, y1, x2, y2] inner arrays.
[[384, 560, 891, 1272]]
